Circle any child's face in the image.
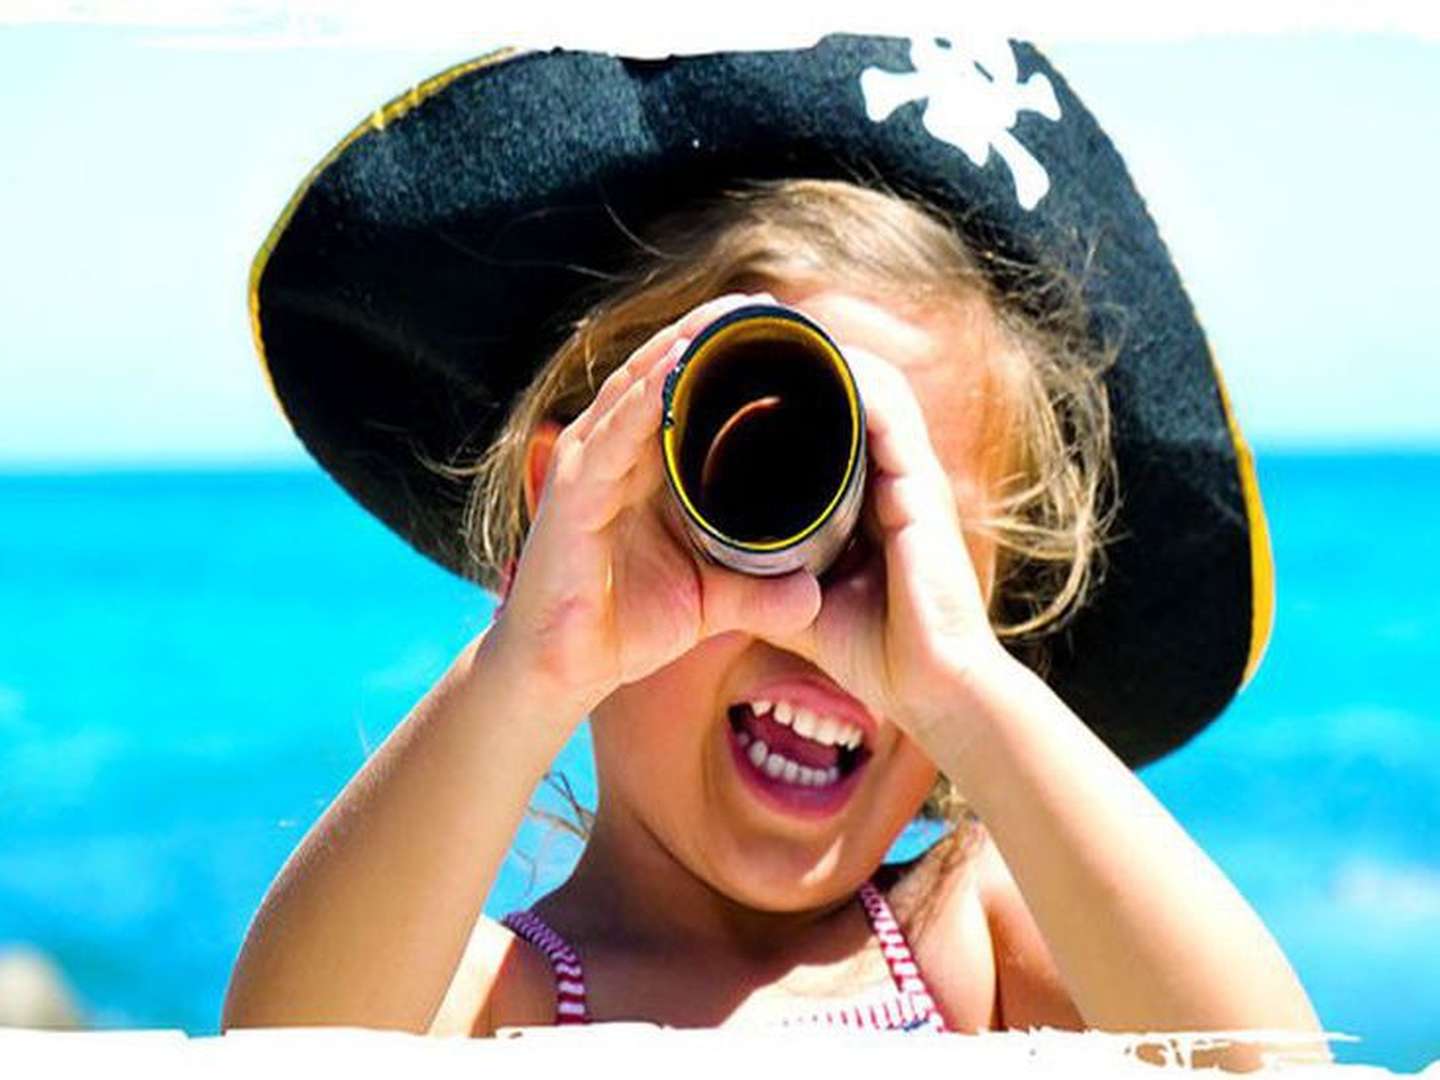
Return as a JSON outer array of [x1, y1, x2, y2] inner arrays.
[[585, 279, 1012, 911]]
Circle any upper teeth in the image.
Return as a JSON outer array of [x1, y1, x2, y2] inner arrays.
[[750, 699, 864, 750]]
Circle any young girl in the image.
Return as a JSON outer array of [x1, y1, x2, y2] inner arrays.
[[224, 36, 1325, 1068]]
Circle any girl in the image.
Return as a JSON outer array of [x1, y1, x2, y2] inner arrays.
[[224, 37, 1326, 1068]]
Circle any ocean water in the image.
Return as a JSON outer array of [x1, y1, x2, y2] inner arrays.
[[0, 452, 1435, 1069]]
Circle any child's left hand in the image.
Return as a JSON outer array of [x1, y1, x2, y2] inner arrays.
[[771, 344, 1012, 744]]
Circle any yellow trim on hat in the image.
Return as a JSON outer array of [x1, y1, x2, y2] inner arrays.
[[1211, 354, 1275, 690], [247, 46, 527, 421]]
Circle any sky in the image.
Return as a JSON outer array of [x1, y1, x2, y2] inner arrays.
[[1, 4, 1438, 467]]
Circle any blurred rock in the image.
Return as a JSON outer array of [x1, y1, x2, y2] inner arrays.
[[0, 945, 85, 1029]]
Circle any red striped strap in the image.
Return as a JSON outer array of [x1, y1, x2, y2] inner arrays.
[[501, 879, 946, 1031], [858, 880, 947, 1029], [500, 909, 589, 1024]]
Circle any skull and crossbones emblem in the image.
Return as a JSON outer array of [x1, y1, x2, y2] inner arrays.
[[860, 35, 1061, 210]]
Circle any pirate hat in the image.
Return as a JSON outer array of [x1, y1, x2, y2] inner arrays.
[[250, 34, 1274, 767]]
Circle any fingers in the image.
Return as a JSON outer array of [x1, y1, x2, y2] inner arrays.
[[564, 328, 706, 529], [696, 562, 822, 644], [568, 291, 773, 442], [622, 439, 667, 507], [843, 346, 950, 491], [550, 292, 774, 532], [585, 335, 689, 484], [837, 343, 986, 623], [839, 346, 966, 542], [869, 471, 945, 535], [553, 350, 679, 533]]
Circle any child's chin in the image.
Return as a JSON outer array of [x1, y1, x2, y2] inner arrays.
[[701, 850, 865, 916]]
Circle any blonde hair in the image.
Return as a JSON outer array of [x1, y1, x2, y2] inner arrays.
[[439, 178, 1118, 831]]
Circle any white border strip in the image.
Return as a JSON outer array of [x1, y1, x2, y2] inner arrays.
[[1, 1025, 1410, 1078], [3, 1, 1440, 51]]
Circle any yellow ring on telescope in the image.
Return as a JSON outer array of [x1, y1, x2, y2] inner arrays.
[[661, 312, 863, 552]]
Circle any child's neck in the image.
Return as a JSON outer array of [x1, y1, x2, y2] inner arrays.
[[540, 802, 865, 966]]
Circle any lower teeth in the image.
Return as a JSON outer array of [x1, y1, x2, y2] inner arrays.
[[741, 735, 840, 788]]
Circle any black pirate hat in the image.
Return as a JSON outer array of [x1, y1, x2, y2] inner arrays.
[[250, 34, 1274, 767]]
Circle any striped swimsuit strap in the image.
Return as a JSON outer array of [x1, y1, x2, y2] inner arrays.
[[499, 879, 947, 1032], [500, 908, 589, 1024]]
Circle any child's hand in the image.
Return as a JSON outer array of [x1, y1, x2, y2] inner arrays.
[[488, 293, 824, 719], [778, 344, 1011, 744]]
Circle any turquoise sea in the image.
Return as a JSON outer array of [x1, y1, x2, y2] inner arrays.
[[0, 452, 1436, 1070]]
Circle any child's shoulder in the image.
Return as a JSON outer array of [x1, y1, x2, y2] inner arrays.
[[428, 912, 555, 1037], [888, 823, 1082, 1033]]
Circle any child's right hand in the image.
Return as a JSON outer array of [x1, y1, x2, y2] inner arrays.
[[486, 293, 824, 720]]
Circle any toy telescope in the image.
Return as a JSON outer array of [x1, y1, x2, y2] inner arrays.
[[660, 304, 866, 576]]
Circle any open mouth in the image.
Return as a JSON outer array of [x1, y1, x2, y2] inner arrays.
[[724, 697, 872, 815]]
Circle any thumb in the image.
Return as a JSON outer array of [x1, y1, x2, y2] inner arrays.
[[698, 564, 821, 643]]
